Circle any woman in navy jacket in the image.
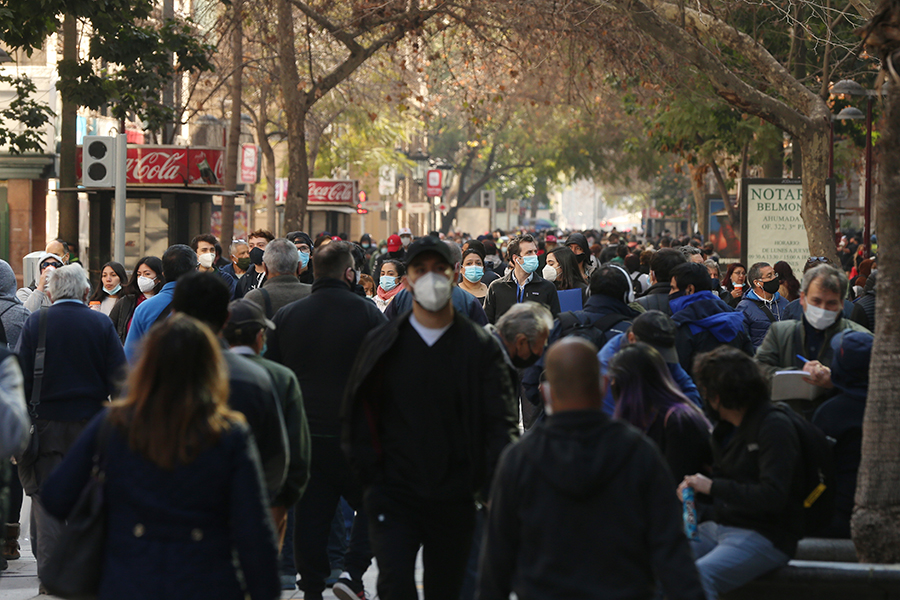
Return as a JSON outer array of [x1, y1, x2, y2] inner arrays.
[[42, 314, 279, 600]]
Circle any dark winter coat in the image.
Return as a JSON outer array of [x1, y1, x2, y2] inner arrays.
[[707, 403, 804, 557], [736, 289, 789, 348], [477, 410, 706, 600], [483, 270, 561, 324], [42, 410, 280, 600], [341, 311, 518, 500], [635, 281, 673, 314], [266, 277, 387, 437]]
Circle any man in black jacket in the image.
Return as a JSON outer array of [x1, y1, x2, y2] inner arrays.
[[266, 242, 386, 600], [484, 234, 560, 324], [478, 337, 705, 600], [342, 236, 518, 600], [170, 273, 289, 502], [636, 248, 686, 314], [680, 346, 803, 600], [520, 265, 640, 425]]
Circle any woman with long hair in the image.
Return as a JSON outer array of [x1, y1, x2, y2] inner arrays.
[[374, 259, 407, 312], [773, 260, 800, 302], [108, 257, 164, 343], [609, 343, 712, 482], [88, 261, 128, 316], [720, 262, 747, 308], [41, 314, 279, 600], [542, 246, 588, 300]]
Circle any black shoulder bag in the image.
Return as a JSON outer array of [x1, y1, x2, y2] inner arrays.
[[40, 415, 114, 598]]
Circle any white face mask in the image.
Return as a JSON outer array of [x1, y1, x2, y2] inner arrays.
[[138, 276, 156, 293], [411, 271, 452, 312], [804, 304, 841, 331], [401, 236, 412, 248], [542, 264, 558, 282], [198, 253, 215, 269]]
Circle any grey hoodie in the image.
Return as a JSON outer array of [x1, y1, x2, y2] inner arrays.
[[0, 260, 30, 347]]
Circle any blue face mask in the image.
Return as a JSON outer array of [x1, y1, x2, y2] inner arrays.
[[103, 283, 122, 295], [463, 266, 484, 283], [520, 255, 539, 274], [298, 250, 310, 268], [380, 276, 398, 292]]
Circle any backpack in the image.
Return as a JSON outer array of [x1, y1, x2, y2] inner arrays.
[[772, 403, 836, 537], [558, 311, 632, 351]]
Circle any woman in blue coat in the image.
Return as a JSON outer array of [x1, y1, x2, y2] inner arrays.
[[41, 314, 279, 600]]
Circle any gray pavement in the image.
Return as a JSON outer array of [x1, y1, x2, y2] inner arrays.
[[0, 497, 417, 600]]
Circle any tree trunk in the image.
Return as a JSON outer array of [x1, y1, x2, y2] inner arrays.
[[275, 0, 309, 232], [798, 121, 839, 264], [709, 160, 740, 235], [852, 81, 900, 563], [221, 0, 243, 246], [58, 15, 78, 254], [689, 164, 709, 239]]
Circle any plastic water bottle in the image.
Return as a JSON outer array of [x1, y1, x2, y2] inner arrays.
[[683, 487, 699, 541]]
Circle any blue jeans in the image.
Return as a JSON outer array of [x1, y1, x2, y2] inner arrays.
[[691, 522, 790, 600]]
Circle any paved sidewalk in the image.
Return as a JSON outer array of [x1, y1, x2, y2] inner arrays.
[[0, 497, 417, 600]]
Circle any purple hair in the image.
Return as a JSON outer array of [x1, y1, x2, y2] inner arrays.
[[609, 342, 708, 431]]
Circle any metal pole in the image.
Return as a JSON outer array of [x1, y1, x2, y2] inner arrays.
[[114, 133, 127, 264], [864, 96, 873, 256]]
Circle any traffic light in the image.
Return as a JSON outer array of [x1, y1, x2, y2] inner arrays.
[[357, 190, 368, 214], [82, 136, 117, 187]]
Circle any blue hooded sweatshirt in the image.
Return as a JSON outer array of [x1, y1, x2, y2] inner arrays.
[[669, 291, 746, 343]]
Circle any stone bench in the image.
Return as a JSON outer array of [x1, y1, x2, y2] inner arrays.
[[794, 538, 858, 562], [724, 560, 900, 600]]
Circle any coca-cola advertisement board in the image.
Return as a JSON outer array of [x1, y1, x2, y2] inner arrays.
[[76, 145, 226, 187], [308, 180, 357, 207]]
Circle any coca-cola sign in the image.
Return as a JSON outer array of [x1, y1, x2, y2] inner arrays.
[[308, 180, 357, 206], [76, 145, 225, 187]]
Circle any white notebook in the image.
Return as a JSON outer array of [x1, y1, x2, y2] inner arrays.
[[771, 370, 829, 401]]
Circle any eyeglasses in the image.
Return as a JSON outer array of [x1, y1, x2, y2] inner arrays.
[[807, 257, 829, 264]]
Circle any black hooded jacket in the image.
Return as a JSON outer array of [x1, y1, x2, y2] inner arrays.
[[477, 411, 706, 600]]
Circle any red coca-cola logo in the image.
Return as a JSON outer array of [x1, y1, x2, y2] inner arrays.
[[308, 180, 356, 204], [126, 151, 185, 182]]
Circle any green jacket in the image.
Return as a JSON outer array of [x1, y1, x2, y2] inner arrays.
[[754, 317, 871, 379], [243, 353, 312, 507]]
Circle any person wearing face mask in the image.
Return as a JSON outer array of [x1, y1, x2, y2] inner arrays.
[[342, 235, 518, 600], [236, 229, 274, 298], [460, 239, 499, 287], [221, 239, 251, 298], [17, 251, 65, 312], [265, 241, 386, 600], [372, 233, 407, 277], [736, 262, 789, 348], [244, 238, 312, 318], [191, 233, 238, 299], [124, 245, 198, 364], [108, 256, 164, 344], [373, 259, 407, 312], [398, 227, 413, 250], [543, 246, 588, 303], [755, 264, 870, 408], [483, 234, 560, 324], [563, 232, 596, 283], [87, 261, 128, 316], [286, 231, 315, 284], [458, 249, 488, 305]]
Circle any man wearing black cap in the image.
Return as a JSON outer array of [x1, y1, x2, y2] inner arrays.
[[266, 242, 386, 600], [343, 236, 518, 600], [223, 298, 311, 550]]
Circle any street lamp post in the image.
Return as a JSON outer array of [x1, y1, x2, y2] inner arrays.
[[831, 79, 878, 254], [433, 159, 453, 233], [408, 148, 430, 234]]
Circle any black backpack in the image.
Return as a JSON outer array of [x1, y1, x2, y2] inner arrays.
[[772, 403, 837, 537], [558, 311, 632, 351]]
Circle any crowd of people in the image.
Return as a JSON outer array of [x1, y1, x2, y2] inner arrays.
[[0, 223, 876, 600]]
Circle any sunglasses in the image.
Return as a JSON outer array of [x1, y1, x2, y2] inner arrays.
[[807, 257, 829, 264]]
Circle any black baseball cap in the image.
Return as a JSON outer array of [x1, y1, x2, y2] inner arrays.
[[225, 299, 276, 332], [404, 236, 453, 267], [630, 310, 678, 363]]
